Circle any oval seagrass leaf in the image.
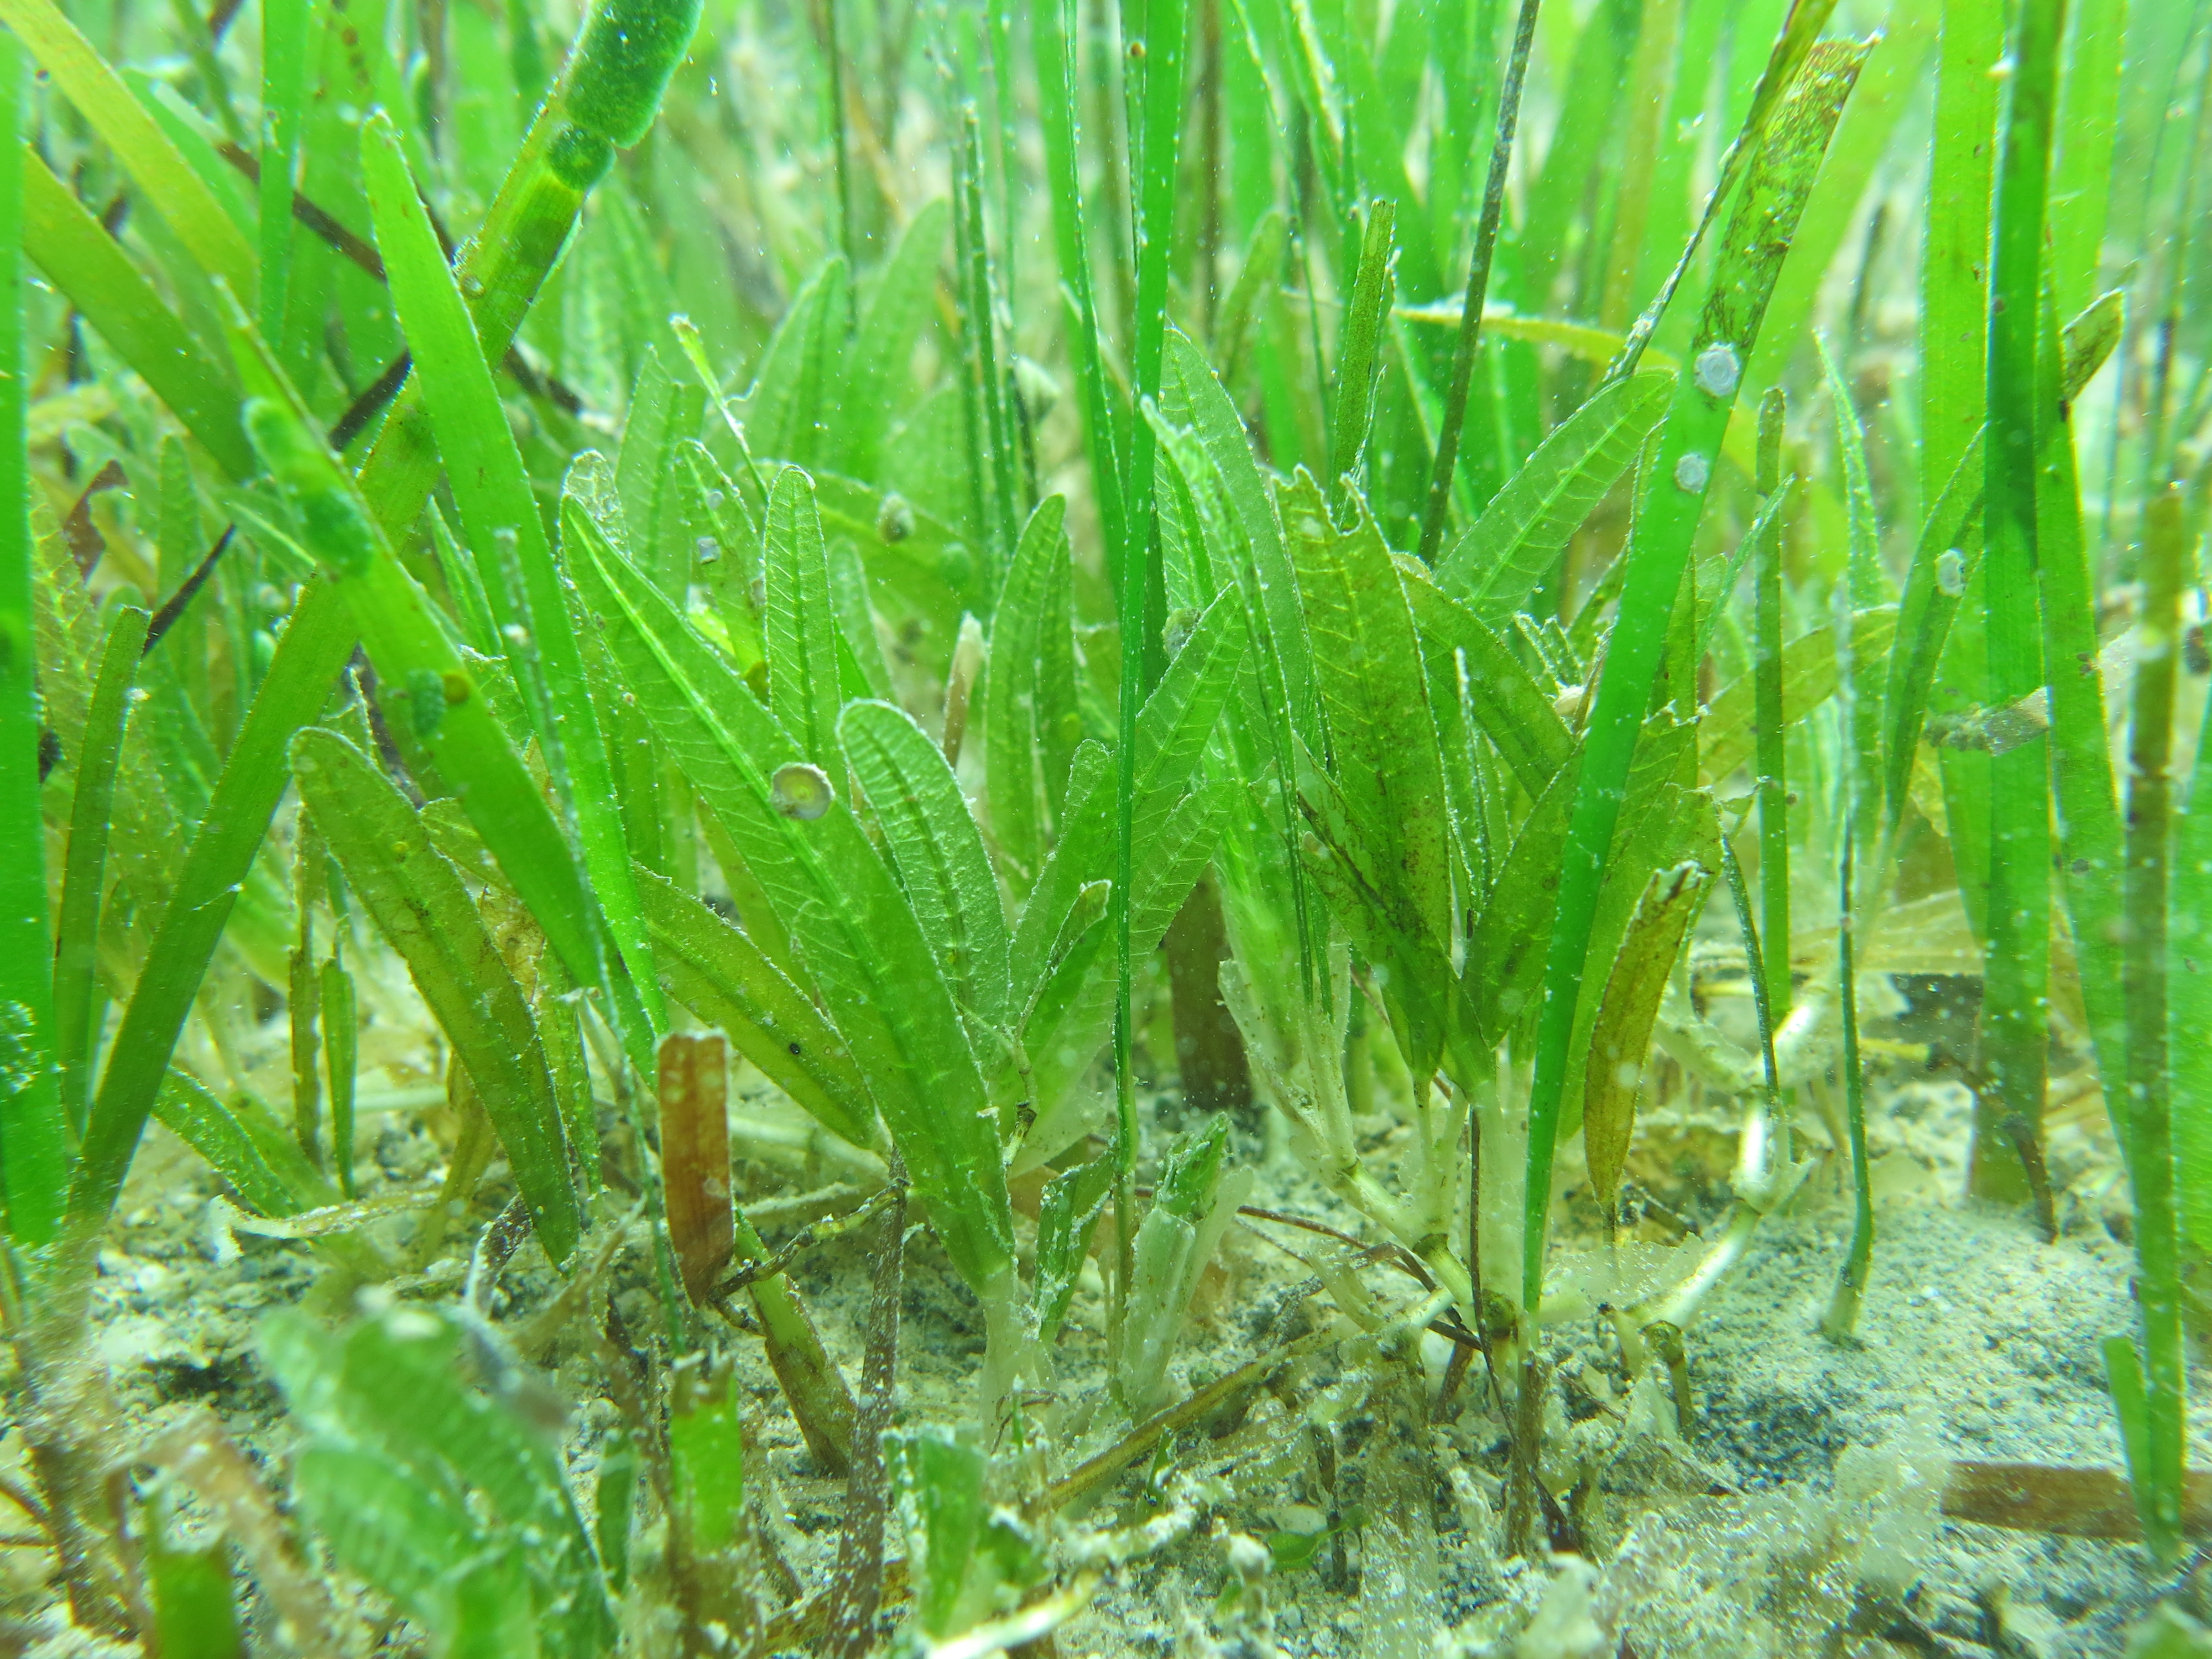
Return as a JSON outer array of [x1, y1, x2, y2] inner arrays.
[[1034, 1154, 1115, 1349], [1396, 556, 1574, 797], [1282, 475, 1451, 955], [1559, 766, 1718, 1131], [615, 347, 707, 598], [1288, 741, 1469, 1080], [837, 200, 952, 480], [265, 1306, 614, 1658], [153, 1068, 322, 1220], [1583, 860, 1713, 1225], [630, 864, 873, 1146], [1702, 606, 1897, 784], [289, 728, 583, 1265], [841, 698, 1014, 1046], [562, 448, 632, 556], [673, 439, 765, 667], [1019, 782, 1235, 1127], [1162, 329, 1316, 747], [764, 467, 844, 768], [984, 495, 1074, 879], [1433, 371, 1673, 620], [732, 258, 847, 467], [564, 508, 1014, 1302], [1008, 587, 1248, 1014], [1009, 741, 1111, 1006], [825, 536, 895, 700], [1470, 718, 1699, 1049], [811, 472, 984, 629], [291, 1446, 483, 1627]]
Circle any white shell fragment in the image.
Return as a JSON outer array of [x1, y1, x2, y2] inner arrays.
[[1673, 451, 1712, 493], [1694, 342, 1743, 398]]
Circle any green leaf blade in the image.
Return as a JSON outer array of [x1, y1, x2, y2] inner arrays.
[[841, 699, 1013, 1045]]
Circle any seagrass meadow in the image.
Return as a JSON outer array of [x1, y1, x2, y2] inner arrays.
[[4, 0, 2212, 1647]]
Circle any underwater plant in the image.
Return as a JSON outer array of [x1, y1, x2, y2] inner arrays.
[[3, 0, 2210, 1649]]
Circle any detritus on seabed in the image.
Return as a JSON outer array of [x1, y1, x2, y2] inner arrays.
[[34, 1076, 2198, 1659]]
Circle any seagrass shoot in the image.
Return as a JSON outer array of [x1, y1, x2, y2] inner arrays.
[[2, 0, 2208, 1650]]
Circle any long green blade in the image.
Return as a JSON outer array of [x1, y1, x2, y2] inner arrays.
[[19, 153, 255, 481], [0, 0, 259, 295], [0, 33, 67, 1244], [1975, 0, 2063, 1201], [52, 604, 149, 1136], [70, 581, 357, 1234], [358, 111, 666, 1035]]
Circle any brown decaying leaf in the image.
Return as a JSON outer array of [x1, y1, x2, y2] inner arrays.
[[1583, 860, 1713, 1223], [1940, 1460, 2212, 1540], [659, 1032, 735, 1305]]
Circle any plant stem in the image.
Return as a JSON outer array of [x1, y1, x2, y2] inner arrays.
[[1720, 832, 1789, 1206], [1820, 821, 1874, 1342], [1112, 0, 1187, 1373], [1751, 388, 1790, 1025], [2115, 483, 2186, 1559], [1415, 0, 1540, 567]]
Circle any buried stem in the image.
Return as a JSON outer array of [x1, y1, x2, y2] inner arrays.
[[1820, 822, 1875, 1342]]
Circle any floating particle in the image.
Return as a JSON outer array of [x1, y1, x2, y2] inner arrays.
[[877, 492, 915, 544]]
